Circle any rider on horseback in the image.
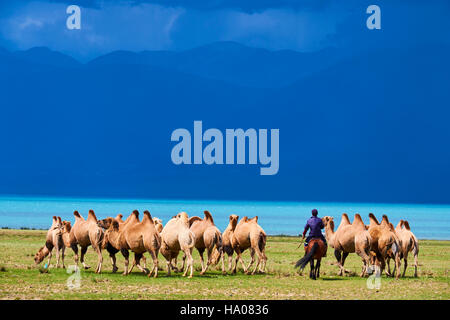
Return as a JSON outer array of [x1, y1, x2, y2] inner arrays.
[[301, 209, 327, 249]]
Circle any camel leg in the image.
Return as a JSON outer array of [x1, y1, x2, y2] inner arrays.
[[93, 245, 103, 274], [234, 247, 247, 274], [54, 243, 61, 268], [260, 250, 267, 273], [402, 256, 408, 278], [198, 248, 206, 275], [341, 252, 350, 274], [60, 246, 66, 269], [110, 253, 118, 273], [148, 250, 159, 278], [132, 253, 149, 274], [182, 249, 194, 278], [121, 249, 129, 276], [80, 246, 90, 270], [246, 248, 256, 274], [413, 248, 418, 278], [71, 244, 79, 266], [252, 245, 265, 275], [334, 249, 343, 275], [227, 253, 233, 273], [46, 249, 53, 268], [385, 256, 392, 276]]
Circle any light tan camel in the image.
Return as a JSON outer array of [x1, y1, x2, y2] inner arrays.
[[389, 220, 419, 277], [68, 210, 104, 273], [103, 210, 161, 277], [231, 216, 267, 275], [367, 213, 401, 278], [153, 217, 163, 233], [160, 212, 196, 278], [183, 211, 225, 275], [217, 214, 239, 273], [34, 216, 65, 268], [322, 214, 373, 277]]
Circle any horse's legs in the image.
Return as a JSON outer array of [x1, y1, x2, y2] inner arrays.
[[315, 259, 321, 279], [310, 259, 315, 280]]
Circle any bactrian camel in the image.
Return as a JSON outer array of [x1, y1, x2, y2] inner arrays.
[[34, 216, 65, 268], [160, 212, 196, 278], [322, 213, 373, 277], [231, 216, 267, 275]]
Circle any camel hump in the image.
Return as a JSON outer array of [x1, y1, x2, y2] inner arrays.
[[382, 214, 390, 223], [132, 210, 139, 218], [204, 210, 214, 223], [143, 210, 154, 223], [368, 213, 379, 225], [116, 213, 123, 220], [88, 209, 98, 221], [73, 211, 83, 219], [189, 216, 202, 227], [52, 216, 57, 221], [57, 216, 62, 223], [353, 214, 365, 226], [342, 213, 351, 224], [403, 220, 411, 230], [248, 216, 258, 223]]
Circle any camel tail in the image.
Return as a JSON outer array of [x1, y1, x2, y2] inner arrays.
[[295, 242, 318, 271], [187, 231, 196, 249], [258, 232, 266, 252]]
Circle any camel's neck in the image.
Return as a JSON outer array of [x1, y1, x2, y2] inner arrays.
[[324, 222, 335, 241]]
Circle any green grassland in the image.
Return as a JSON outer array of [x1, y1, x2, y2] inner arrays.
[[0, 229, 448, 300]]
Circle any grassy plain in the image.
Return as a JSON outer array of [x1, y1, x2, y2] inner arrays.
[[0, 229, 448, 300]]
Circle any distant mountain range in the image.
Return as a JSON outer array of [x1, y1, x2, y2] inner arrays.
[[0, 42, 449, 203]]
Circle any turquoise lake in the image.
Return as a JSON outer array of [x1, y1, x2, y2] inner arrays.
[[0, 197, 449, 240]]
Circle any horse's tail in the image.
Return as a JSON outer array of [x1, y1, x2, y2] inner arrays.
[[295, 242, 318, 270]]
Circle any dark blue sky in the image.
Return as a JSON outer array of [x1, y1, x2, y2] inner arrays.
[[0, 1, 449, 204], [0, 1, 449, 61]]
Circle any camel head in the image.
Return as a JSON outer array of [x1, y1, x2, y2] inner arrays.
[[62, 221, 71, 233], [34, 246, 49, 264], [176, 212, 190, 225], [98, 217, 114, 230], [322, 216, 333, 226], [229, 214, 239, 230]]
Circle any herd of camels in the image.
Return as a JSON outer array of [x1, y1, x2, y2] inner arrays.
[[34, 209, 419, 279]]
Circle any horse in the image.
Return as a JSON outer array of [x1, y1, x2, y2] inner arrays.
[[295, 238, 327, 280]]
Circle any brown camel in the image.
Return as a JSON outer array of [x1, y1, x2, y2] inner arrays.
[[67, 210, 104, 273], [102, 210, 161, 277], [389, 220, 419, 277], [367, 213, 401, 278], [322, 214, 373, 277], [34, 216, 65, 268], [97, 212, 145, 273], [160, 212, 196, 278], [231, 216, 267, 275], [217, 214, 239, 273], [182, 211, 225, 275]]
